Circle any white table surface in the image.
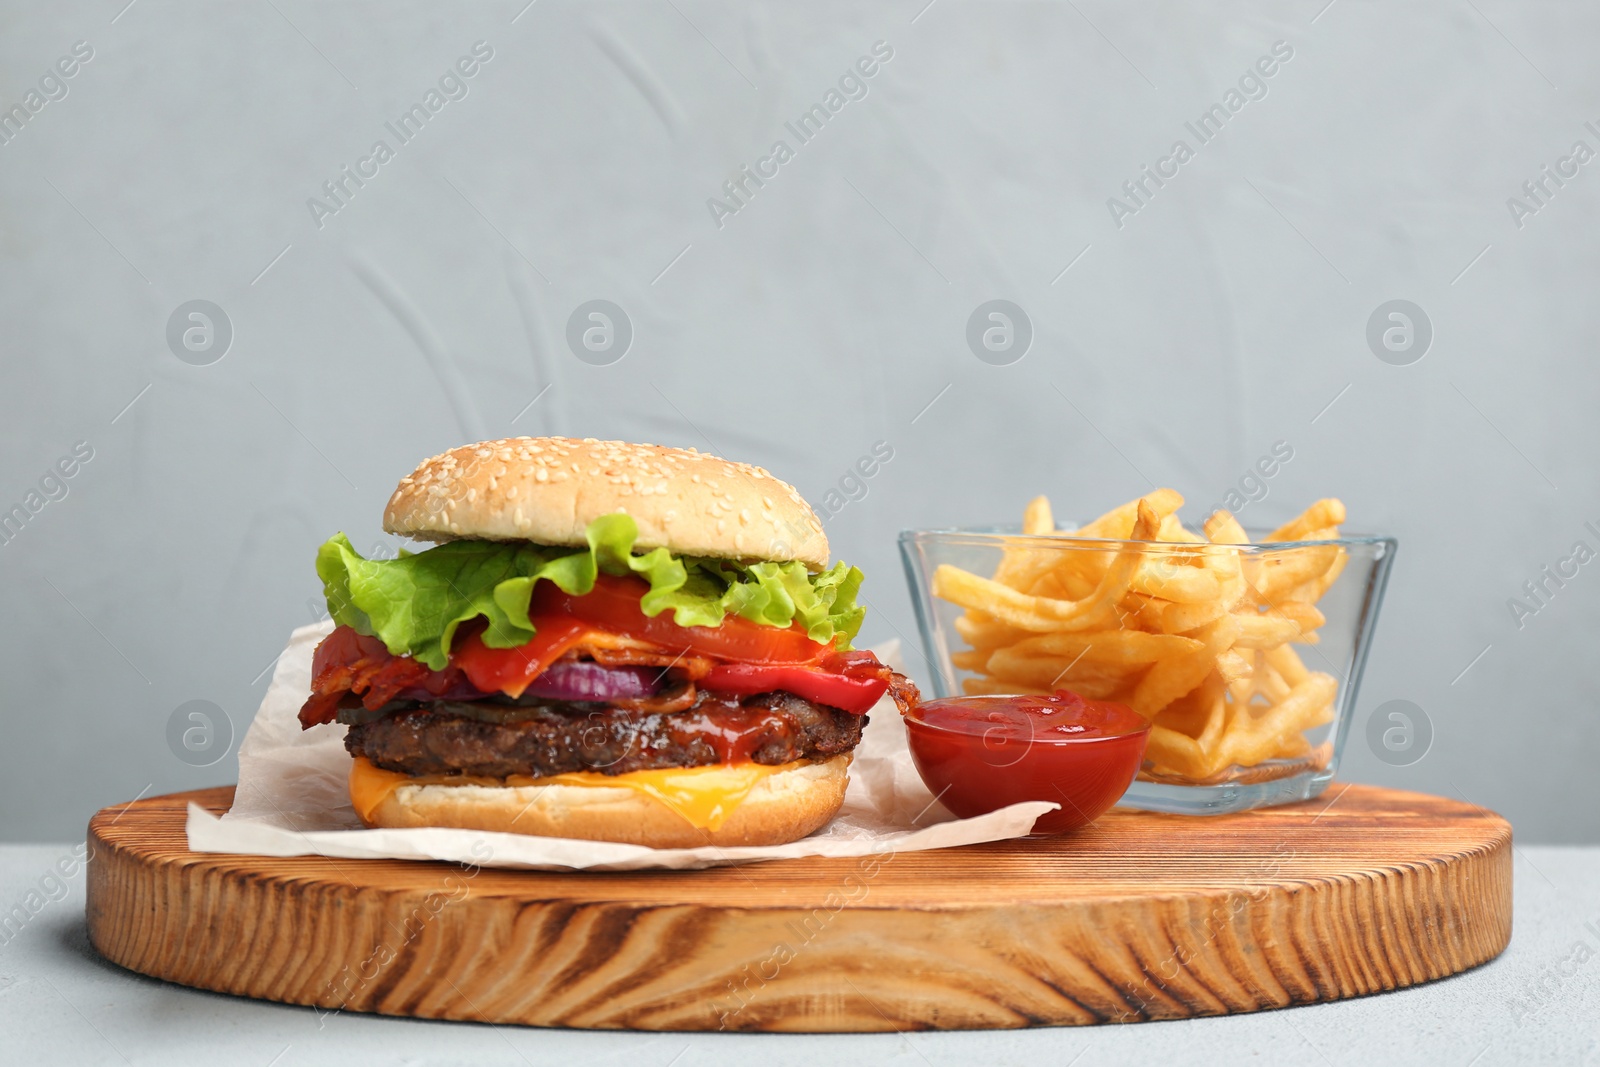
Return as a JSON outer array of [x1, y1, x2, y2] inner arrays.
[[2, 842, 1594, 1066]]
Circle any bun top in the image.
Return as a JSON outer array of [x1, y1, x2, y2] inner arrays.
[[383, 437, 829, 568]]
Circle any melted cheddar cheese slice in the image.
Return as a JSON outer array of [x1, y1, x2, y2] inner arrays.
[[349, 756, 798, 832]]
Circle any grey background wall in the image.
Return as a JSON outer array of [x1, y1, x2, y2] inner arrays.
[[2, 0, 1596, 842]]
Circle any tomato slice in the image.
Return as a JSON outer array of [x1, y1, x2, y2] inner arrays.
[[450, 616, 591, 698], [701, 662, 889, 715], [528, 573, 830, 665]]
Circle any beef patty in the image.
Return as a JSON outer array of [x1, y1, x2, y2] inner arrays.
[[343, 690, 865, 778]]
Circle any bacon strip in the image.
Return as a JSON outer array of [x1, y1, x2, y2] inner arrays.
[[833, 650, 922, 716], [584, 645, 714, 679], [298, 628, 481, 728], [883, 669, 923, 717], [609, 680, 699, 713]]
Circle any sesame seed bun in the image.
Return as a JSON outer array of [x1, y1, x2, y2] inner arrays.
[[361, 756, 851, 848], [383, 437, 829, 569]]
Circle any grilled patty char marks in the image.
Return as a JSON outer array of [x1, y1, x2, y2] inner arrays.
[[344, 691, 865, 778]]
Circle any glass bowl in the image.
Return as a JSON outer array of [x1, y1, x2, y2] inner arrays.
[[899, 525, 1396, 815]]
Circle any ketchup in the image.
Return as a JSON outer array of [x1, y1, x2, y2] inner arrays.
[[660, 696, 802, 765], [903, 690, 1149, 834]]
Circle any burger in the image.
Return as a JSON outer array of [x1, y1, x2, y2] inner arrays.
[[297, 437, 917, 848]]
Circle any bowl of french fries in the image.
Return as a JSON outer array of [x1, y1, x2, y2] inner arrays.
[[899, 491, 1396, 815]]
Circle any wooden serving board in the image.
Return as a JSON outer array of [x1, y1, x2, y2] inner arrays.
[[85, 784, 1510, 1032]]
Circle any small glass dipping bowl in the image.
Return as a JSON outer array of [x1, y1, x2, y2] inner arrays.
[[903, 690, 1150, 833]]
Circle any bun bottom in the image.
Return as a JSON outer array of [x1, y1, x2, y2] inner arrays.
[[361, 755, 851, 848]]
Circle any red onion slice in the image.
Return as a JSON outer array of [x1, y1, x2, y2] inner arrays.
[[518, 659, 664, 702]]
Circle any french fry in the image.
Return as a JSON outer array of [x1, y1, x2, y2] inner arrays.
[[1161, 597, 1230, 634], [1123, 592, 1232, 635], [983, 653, 1134, 698], [950, 648, 991, 672], [1001, 629, 1204, 665], [1194, 673, 1229, 755], [1158, 513, 1205, 544], [1263, 643, 1310, 686], [1154, 697, 1211, 740], [1203, 510, 1249, 545], [1256, 662, 1291, 703], [1303, 697, 1336, 730], [1233, 611, 1304, 649], [1027, 566, 1099, 602], [1055, 498, 1167, 627], [934, 499, 1164, 632], [984, 646, 1145, 685], [1253, 544, 1342, 602], [1021, 495, 1054, 536], [934, 567, 1097, 631], [1216, 673, 1337, 769], [1197, 545, 1247, 610], [1280, 548, 1348, 605], [1074, 488, 1185, 540], [1238, 705, 1333, 768], [953, 612, 1029, 651], [1266, 499, 1346, 542], [1005, 488, 1165, 592], [996, 550, 1073, 596], [1120, 593, 1169, 633], [1130, 615, 1239, 719], [1130, 557, 1222, 603], [1206, 510, 1264, 604], [1227, 653, 1258, 705], [1215, 647, 1253, 684], [992, 496, 1060, 589], [1057, 491, 1184, 589], [1145, 724, 1207, 777], [1271, 732, 1314, 759], [1274, 602, 1326, 630], [1156, 672, 1227, 754]]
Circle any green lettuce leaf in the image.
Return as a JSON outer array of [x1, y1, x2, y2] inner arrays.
[[316, 513, 865, 670]]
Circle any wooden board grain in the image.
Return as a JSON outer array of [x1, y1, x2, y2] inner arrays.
[[84, 784, 1511, 1032]]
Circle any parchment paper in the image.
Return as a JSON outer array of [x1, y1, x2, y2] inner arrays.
[[187, 622, 1055, 870]]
